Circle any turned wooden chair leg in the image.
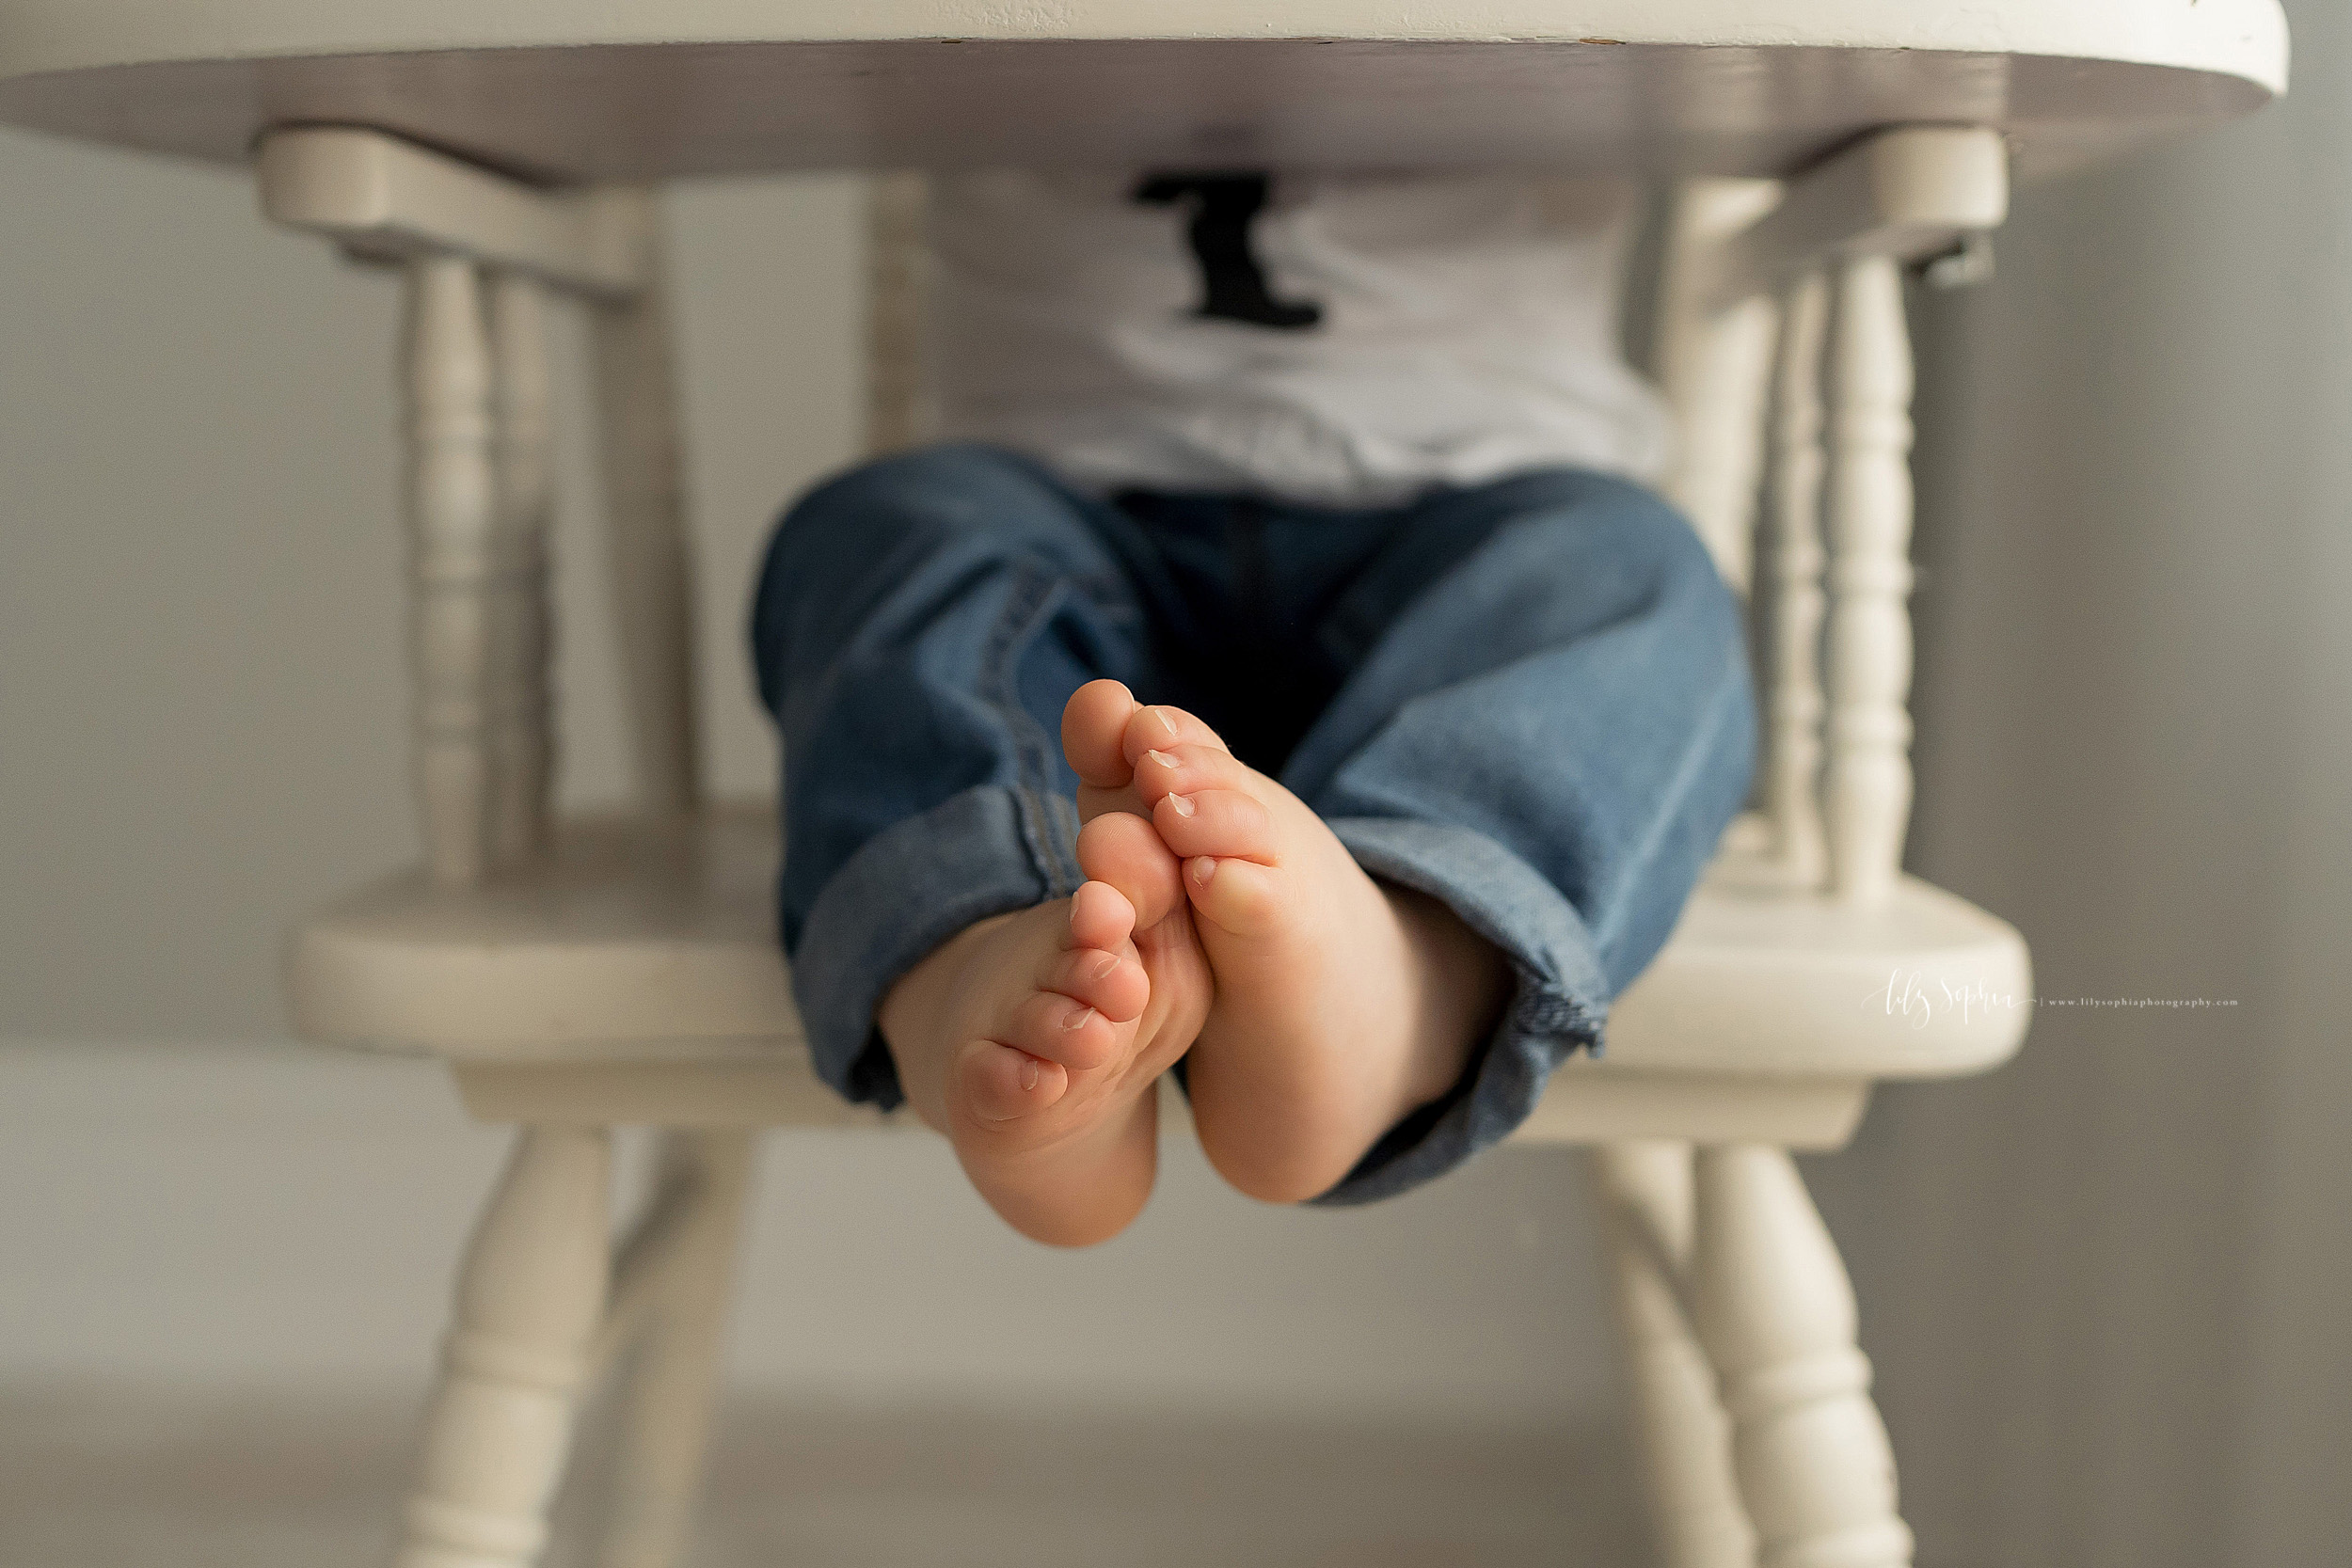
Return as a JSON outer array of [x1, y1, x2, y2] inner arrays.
[[396, 1126, 612, 1568], [594, 1131, 756, 1568], [1590, 1141, 1758, 1568], [1690, 1146, 1912, 1568]]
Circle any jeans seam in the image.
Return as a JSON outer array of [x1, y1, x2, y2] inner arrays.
[[979, 561, 1083, 897]]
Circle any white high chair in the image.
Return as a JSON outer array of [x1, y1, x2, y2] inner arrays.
[[0, 7, 2288, 1567]]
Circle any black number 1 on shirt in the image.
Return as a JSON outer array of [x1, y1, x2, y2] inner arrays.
[[1134, 172, 1326, 331]]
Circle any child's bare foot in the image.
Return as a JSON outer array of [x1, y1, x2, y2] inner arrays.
[[1063, 680, 1511, 1204], [878, 807, 1210, 1246]]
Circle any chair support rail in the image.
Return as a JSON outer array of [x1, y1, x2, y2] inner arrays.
[[1708, 126, 2010, 309], [260, 126, 651, 300]]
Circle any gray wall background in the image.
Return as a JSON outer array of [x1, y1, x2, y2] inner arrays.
[[6, 4, 2350, 1560]]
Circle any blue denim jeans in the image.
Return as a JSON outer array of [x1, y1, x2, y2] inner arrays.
[[751, 443, 1755, 1204]]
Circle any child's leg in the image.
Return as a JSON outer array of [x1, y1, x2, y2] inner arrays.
[[751, 446, 1211, 1245], [1072, 470, 1756, 1207]]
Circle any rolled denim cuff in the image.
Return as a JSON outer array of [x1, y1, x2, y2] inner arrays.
[[1314, 817, 1613, 1206], [790, 784, 1082, 1108]]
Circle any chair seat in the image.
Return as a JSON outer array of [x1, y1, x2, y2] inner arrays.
[[291, 804, 800, 1062], [1603, 818, 2032, 1082], [293, 805, 2029, 1120]]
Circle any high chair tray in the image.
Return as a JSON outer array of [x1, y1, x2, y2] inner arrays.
[[0, 2, 2286, 183]]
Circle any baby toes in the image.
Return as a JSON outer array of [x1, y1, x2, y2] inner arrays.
[[1119, 703, 1228, 770], [1066, 876, 1141, 952], [1038, 942, 1149, 1025], [1076, 817, 1186, 930], [1131, 742, 1250, 808], [1062, 679, 1143, 790], [1001, 987, 1124, 1072], [1151, 787, 1276, 864], [1182, 850, 1285, 937], [956, 1037, 1070, 1124]]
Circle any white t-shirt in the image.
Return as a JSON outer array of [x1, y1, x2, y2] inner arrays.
[[923, 170, 1671, 509]]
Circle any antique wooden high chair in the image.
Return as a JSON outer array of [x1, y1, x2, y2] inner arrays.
[[0, 7, 2288, 1566]]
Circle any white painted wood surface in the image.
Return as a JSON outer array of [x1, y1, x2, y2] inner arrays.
[[865, 173, 933, 458], [1822, 257, 1918, 906], [0, 3, 2285, 182], [1692, 1147, 1913, 1568], [401, 255, 501, 888], [593, 1132, 755, 1568], [488, 272, 555, 870], [259, 128, 648, 300], [0, 0, 2291, 66], [288, 805, 2029, 1083], [287, 807, 792, 1053], [589, 194, 704, 821], [1657, 180, 1781, 593], [388, 1125, 762, 1568], [450, 1059, 896, 1134], [394, 1126, 612, 1568], [1590, 1142, 1755, 1568], [1761, 271, 1832, 887], [1708, 128, 2010, 309]]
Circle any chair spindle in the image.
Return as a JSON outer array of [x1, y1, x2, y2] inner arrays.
[[1657, 180, 1783, 596], [489, 272, 556, 868], [590, 188, 703, 820], [865, 173, 932, 457], [403, 255, 501, 886], [1763, 271, 1833, 886], [1822, 256, 1917, 905]]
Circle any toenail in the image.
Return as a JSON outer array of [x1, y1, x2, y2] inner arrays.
[[1062, 1005, 1097, 1031], [1090, 953, 1120, 980], [1141, 749, 1171, 768], [1167, 792, 1196, 818], [1019, 1055, 1040, 1091], [1191, 857, 1216, 886], [1149, 708, 1179, 740]]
